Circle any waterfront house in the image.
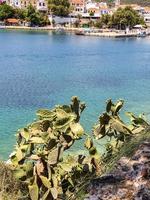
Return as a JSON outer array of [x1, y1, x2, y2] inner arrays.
[[7, 0, 47, 11], [7, 0, 21, 8], [86, 2, 100, 16], [82, 1, 110, 18], [70, 0, 85, 14], [48, 15, 77, 27], [36, 0, 47, 11]]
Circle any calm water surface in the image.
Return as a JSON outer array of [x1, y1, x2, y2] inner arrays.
[[0, 30, 150, 159]]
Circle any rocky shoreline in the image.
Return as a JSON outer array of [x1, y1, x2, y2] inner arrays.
[[86, 141, 150, 200]]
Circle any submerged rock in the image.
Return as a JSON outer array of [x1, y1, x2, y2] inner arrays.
[[86, 141, 150, 200]]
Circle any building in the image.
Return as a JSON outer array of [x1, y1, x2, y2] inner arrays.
[[115, 0, 120, 7], [20, 0, 36, 8], [70, 0, 85, 13], [86, 2, 100, 15], [36, 0, 47, 11], [6, 0, 48, 11], [8, 0, 21, 8]]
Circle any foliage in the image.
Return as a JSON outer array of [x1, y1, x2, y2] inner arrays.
[[122, 0, 150, 6], [0, 3, 15, 20], [0, 3, 49, 26], [48, 0, 70, 16], [10, 97, 98, 200], [95, 14, 112, 28], [7, 96, 150, 200], [93, 99, 149, 160], [14, 8, 26, 20], [111, 6, 145, 29], [95, 6, 145, 29], [0, 161, 27, 200], [105, 0, 150, 6], [26, 4, 49, 26]]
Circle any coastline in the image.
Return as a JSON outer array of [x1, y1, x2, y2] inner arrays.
[[0, 25, 80, 32], [1, 25, 149, 38]]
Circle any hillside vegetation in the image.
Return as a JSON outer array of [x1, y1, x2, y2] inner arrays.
[[104, 0, 150, 6], [122, 0, 150, 6]]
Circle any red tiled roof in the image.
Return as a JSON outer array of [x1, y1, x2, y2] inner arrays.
[[6, 18, 19, 23]]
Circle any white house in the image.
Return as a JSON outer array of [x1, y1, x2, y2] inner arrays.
[[36, 0, 47, 11], [8, 0, 21, 8]]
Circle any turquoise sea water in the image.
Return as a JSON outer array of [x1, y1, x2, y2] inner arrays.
[[0, 30, 150, 159]]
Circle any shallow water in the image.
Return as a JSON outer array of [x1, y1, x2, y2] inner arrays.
[[0, 30, 150, 159]]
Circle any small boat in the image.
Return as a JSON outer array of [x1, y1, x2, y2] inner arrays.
[[138, 31, 147, 37], [0, 26, 6, 29], [53, 27, 66, 35], [75, 30, 85, 35]]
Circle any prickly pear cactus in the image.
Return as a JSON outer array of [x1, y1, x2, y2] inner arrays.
[[10, 97, 97, 200], [93, 99, 149, 147]]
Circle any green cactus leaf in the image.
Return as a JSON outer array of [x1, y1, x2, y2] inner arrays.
[[106, 99, 113, 113], [41, 189, 51, 200], [47, 138, 57, 150], [37, 109, 56, 119], [50, 187, 58, 200], [16, 148, 24, 162], [30, 121, 42, 130], [70, 123, 84, 138], [93, 124, 106, 139], [89, 146, 97, 156], [23, 162, 33, 171], [60, 163, 73, 172], [68, 177, 74, 186], [48, 147, 59, 165], [36, 160, 45, 176], [20, 144, 29, 153], [80, 102, 86, 113], [40, 176, 51, 188], [20, 128, 30, 141], [29, 182, 39, 200], [110, 118, 132, 134], [132, 126, 145, 134], [114, 100, 124, 115], [40, 132, 50, 142], [58, 105, 72, 113], [99, 113, 110, 125], [126, 112, 149, 127], [54, 115, 76, 130], [11, 157, 18, 166], [29, 137, 45, 144], [56, 108, 69, 118], [52, 176, 58, 188], [14, 168, 26, 180], [85, 137, 93, 150], [40, 120, 51, 132]]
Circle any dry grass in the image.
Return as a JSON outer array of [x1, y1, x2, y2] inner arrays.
[[0, 162, 28, 200]]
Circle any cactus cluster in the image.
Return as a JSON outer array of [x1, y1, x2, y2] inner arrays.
[[10, 97, 149, 200], [10, 97, 98, 200], [93, 99, 149, 147]]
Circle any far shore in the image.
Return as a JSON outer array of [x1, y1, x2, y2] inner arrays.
[[1, 25, 150, 38]]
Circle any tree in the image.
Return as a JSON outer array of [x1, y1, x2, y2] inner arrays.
[[14, 8, 26, 20], [0, 3, 15, 20], [111, 6, 145, 29], [95, 14, 112, 28], [26, 4, 40, 26], [48, 0, 70, 17], [26, 4, 49, 26]]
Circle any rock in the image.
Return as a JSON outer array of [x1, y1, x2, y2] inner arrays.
[[86, 141, 150, 200]]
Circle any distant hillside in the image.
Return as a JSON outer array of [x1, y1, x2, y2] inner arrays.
[[104, 0, 150, 6], [121, 0, 150, 6]]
